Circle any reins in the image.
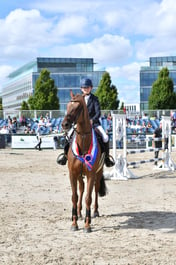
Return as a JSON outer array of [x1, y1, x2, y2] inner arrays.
[[73, 125, 92, 155], [74, 127, 92, 136]]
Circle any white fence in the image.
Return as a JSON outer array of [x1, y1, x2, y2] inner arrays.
[[107, 114, 176, 180]]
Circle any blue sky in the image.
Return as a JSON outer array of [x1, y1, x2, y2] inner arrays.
[[0, 0, 175, 105]]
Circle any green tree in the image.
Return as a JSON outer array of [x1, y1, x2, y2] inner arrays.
[[148, 67, 176, 110], [119, 101, 124, 110], [21, 101, 29, 110], [28, 69, 59, 110], [94, 72, 119, 110], [0, 97, 3, 110]]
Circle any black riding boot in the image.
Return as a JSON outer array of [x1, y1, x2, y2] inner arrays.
[[57, 139, 69, 165], [104, 141, 115, 167]]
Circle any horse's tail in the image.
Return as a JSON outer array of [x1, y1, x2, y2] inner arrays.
[[99, 174, 107, 197]]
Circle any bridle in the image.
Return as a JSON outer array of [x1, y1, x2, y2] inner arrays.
[[65, 98, 92, 136]]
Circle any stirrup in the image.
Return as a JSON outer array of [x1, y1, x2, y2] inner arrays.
[[57, 153, 67, 165], [105, 155, 115, 167]]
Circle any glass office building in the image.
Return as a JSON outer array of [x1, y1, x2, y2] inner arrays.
[[1, 57, 105, 112], [140, 56, 176, 111]]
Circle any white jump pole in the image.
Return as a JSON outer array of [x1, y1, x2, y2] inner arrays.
[[159, 116, 176, 171], [109, 113, 136, 180], [106, 114, 175, 181]]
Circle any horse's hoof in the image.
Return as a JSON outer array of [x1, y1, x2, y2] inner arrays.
[[93, 211, 99, 218], [70, 225, 78, 231], [84, 226, 92, 233]]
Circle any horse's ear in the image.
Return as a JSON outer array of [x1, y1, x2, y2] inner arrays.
[[70, 89, 74, 99]]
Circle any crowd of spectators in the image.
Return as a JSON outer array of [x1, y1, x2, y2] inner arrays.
[[0, 112, 174, 141], [171, 110, 176, 132]]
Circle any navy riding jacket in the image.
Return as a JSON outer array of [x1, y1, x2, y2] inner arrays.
[[86, 93, 101, 127]]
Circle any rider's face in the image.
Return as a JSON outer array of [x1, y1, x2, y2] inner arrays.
[[81, 86, 92, 95]]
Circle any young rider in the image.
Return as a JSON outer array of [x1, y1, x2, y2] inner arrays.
[[57, 78, 115, 167]]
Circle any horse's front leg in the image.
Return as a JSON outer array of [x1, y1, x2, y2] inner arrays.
[[77, 178, 84, 219], [84, 176, 95, 233], [70, 177, 79, 231]]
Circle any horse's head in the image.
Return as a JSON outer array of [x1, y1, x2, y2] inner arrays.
[[62, 91, 85, 132]]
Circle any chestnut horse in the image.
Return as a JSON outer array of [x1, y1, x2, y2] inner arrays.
[[62, 91, 107, 232]]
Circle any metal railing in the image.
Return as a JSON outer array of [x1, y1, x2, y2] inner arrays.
[[0, 109, 174, 120]]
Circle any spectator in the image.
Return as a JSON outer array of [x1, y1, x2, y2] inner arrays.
[[19, 115, 27, 127], [146, 121, 152, 132], [34, 124, 42, 151], [171, 110, 176, 122], [7, 115, 11, 123], [0, 125, 9, 134], [106, 113, 112, 132], [44, 112, 50, 123], [0, 125, 9, 144], [8, 119, 13, 133], [24, 126, 35, 134], [12, 117, 17, 133], [171, 111, 176, 130], [39, 116, 45, 126], [153, 122, 162, 166]]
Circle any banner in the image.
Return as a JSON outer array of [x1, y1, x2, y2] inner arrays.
[[11, 135, 55, 149]]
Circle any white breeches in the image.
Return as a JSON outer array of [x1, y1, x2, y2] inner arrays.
[[67, 125, 108, 143], [97, 125, 109, 143]]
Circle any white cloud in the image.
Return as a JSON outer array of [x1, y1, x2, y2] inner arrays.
[[0, 9, 55, 62], [1, 0, 176, 104], [0, 9, 51, 44], [132, 0, 176, 38], [50, 34, 132, 66], [106, 61, 149, 104], [107, 62, 141, 82], [135, 35, 176, 61], [119, 84, 140, 104], [54, 15, 88, 37]]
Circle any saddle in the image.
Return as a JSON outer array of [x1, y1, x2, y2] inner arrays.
[[68, 127, 105, 154]]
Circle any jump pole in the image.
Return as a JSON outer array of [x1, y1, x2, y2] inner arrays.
[[106, 114, 176, 180], [159, 116, 176, 171], [109, 113, 136, 180]]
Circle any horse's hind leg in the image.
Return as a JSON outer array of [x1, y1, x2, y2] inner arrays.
[[94, 171, 107, 218], [77, 178, 84, 219]]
